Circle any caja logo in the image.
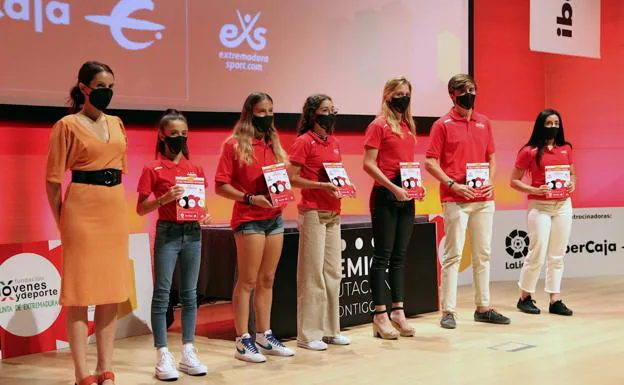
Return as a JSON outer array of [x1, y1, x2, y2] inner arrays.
[[0, 0, 70, 32], [566, 239, 618, 256], [219, 10, 267, 50], [0, 0, 165, 51]]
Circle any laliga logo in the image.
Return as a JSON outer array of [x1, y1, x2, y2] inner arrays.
[[85, 0, 165, 51], [220, 10, 267, 50]]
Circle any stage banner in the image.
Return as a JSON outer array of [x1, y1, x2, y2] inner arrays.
[[0, 233, 153, 359], [491, 207, 624, 282], [431, 207, 624, 287]]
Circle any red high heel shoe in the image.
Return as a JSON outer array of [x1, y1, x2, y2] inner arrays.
[[75, 375, 97, 385], [97, 371, 115, 384]]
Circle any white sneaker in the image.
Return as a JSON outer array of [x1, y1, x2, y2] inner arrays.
[[178, 344, 208, 376], [323, 335, 351, 345], [297, 340, 328, 351], [256, 330, 295, 357], [155, 349, 179, 381], [235, 333, 267, 363]]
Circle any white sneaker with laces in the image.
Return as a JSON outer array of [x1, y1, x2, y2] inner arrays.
[[297, 340, 328, 351], [155, 349, 179, 381], [235, 333, 267, 363], [256, 330, 295, 357], [178, 344, 208, 376], [322, 335, 351, 345]]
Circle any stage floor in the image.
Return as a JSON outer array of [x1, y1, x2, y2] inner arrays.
[[1, 277, 623, 385]]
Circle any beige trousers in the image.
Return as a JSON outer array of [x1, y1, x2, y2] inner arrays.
[[296, 210, 342, 342]]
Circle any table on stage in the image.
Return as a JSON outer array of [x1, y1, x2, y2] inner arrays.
[[172, 215, 439, 338]]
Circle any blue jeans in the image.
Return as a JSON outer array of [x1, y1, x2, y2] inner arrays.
[[152, 220, 201, 348]]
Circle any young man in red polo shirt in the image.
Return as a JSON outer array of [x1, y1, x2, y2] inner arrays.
[[425, 74, 511, 329]]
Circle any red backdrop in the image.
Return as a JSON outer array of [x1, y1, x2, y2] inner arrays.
[[0, 0, 622, 246]]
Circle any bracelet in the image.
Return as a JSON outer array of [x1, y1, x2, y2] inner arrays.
[[157, 197, 163, 206], [244, 193, 254, 205]]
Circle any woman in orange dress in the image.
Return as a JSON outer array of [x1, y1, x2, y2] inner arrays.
[[45, 61, 132, 385]]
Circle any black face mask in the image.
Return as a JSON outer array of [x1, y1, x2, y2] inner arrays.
[[456, 92, 476, 110], [315, 113, 336, 132], [164, 136, 187, 154], [88, 87, 113, 111], [252, 115, 274, 134], [544, 126, 559, 140], [389, 96, 410, 113]]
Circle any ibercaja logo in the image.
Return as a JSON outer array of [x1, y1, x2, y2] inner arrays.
[[402, 177, 422, 190], [270, 180, 290, 195], [467, 177, 486, 189], [332, 176, 348, 187]]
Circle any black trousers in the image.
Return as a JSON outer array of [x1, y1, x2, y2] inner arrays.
[[369, 186, 415, 307]]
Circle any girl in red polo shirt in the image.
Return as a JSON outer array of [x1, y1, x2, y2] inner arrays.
[[136, 109, 212, 381], [288, 94, 351, 351], [215, 92, 295, 363], [363, 77, 422, 339], [511, 108, 575, 316]]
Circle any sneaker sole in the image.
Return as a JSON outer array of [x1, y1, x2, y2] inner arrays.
[[155, 371, 179, 381], [178, 363, 207, 376], [322, 340, 350, 346], [234, 352, 267, 363], [440, 323, 456, 329], [297, 342, 327, 351], [549, 311, 573, 316], [259, 347, 295, 357], [517, 307, 541, 314], [474, 319, 511, 325]]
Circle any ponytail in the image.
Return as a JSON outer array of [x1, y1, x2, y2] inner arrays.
[[66, 61, 114, 113], [156, 109, 190, 159]]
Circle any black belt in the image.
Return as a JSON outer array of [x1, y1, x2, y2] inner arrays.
[[72, 169, 122, 187]]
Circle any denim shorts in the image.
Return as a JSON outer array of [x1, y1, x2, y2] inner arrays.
[[234, 215, 284, 236]]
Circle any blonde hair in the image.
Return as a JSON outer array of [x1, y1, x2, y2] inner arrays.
[[230, 92, 287, 165], [380, 76, 416, 138]]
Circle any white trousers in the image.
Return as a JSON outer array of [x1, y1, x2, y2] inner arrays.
[[518, 198, 573, 294], [441, 201, 495, 313]]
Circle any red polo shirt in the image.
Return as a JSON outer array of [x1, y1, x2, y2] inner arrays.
[[426, 108, 495, 203], [289, 131, 342, 213], [515, 144, 573, 201], [364, 116, 416, 186], [137, 156, 209, 222], [215, 136, 282, 230]]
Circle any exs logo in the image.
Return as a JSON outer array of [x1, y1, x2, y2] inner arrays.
[[0, 0, 165, 51], [219, 10, 267, 51]]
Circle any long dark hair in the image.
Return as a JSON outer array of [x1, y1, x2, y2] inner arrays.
[[297, 94, 332, 136], [523, 108, 572, 167], [156, 109, 190, 159], [67, 61, 114, 113]]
